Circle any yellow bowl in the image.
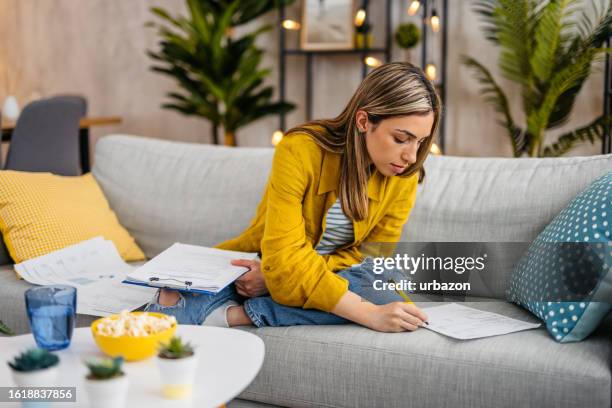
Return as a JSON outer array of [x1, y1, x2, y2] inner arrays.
[[90, 312, 177, 362]]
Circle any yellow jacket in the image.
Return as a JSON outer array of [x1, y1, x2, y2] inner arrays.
[[216, 131, 419, 312]]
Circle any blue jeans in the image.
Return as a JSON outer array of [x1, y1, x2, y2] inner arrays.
[[143, 259, 406, 327]]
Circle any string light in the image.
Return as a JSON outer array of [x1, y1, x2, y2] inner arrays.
[[354, 9, 366, 27], [407, 0, 421, 16], [430, 9, 440, 33], [282, 19, 301, 30], [425, 63, 437, 81], [271, 130, 284, 146], [364, 56, 383, 67], [430, 142, 443, 155]]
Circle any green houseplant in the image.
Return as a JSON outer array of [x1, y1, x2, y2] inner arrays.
[[0, 320, 13, 335], [8, 348, 60, 388], [83, 357, 129, 408], [147, 0, 295, 146], [8, 348, 59, 372], [463, 0, 612, 157], [84, 356, 125, 380], [157, 335, 195, 359], [395, 22, 421, 50], [156, 336, 198, 399]]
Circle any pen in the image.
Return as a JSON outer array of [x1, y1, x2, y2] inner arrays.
[[387, 278, 429, 325]]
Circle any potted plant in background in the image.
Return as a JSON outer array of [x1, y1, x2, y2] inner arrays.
[[147, 0, 295, 146], [395, 22, 421, 61], [8, 348, 60, 389], [83, 356, 129, 408], [463, 0, 612, 157], [0, 320, 13, 336], [156, 335, 197, 399]]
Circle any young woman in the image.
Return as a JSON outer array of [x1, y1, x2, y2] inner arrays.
[[145, 62, 441, 333]]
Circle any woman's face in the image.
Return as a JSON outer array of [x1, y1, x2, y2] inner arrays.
[[358, 111, 434, 177]]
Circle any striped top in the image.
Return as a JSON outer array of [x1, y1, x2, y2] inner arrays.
[[315, 198, 355, 255]]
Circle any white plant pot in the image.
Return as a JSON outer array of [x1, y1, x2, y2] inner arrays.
[[2, 95, 20, 121], [11, 365, 59, 387], [156, 353, 199, 399], [84, 374, 129, 408], [11, 365, 59, 408]]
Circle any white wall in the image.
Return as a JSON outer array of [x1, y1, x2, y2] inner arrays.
[[0, 0, 606, 161]]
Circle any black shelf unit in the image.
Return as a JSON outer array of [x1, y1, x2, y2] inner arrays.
[[604, 36, 611, 154], [278, 0, 393, 130], [419, 0, 448, 151], [277, 0, 448, 149]]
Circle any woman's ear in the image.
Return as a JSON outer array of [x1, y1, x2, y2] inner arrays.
[[355, 110, 369, 133]]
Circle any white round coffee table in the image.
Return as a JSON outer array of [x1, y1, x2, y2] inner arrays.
[[0, 325, 265, 408]]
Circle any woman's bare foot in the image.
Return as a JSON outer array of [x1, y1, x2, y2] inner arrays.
[[227, 305, 253, 327], [158, 289, 180, 307]]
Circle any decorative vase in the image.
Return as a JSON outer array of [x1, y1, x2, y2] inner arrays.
[[84, 374, 129, 408], [2, 95, 20, 121], [156, 353, 199, 399], [11, 365, 59, 408]]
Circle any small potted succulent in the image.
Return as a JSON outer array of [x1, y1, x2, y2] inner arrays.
[[83, 356, 129, 408], [156, 336, 198, 399], [8, 348, 60, 388]]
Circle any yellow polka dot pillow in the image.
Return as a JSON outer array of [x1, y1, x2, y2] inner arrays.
[[0, 171, 145, 263]]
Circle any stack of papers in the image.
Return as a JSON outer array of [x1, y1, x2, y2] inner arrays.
[[123, 243, 258, 294], [15, 237, 155, 317]]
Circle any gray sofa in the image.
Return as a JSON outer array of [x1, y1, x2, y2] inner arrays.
[[1, 134, 610, 408]]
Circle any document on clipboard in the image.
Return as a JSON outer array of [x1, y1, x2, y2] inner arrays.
[[122, 243, 258, 294]]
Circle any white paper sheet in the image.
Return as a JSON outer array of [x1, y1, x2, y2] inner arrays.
[[422, 303, 541, 340], [124, 243, 258, 293], [14, 237, 155, 316]]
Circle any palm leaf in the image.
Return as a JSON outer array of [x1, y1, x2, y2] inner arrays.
[[546, 1, 612, 129], [462, 56, 527, 156], [530, 0, 576, 83], [542, 115, 611, 156], [473, 0, 536, 84], [185, 0, 212, 44], [527, 49, 607, 152]]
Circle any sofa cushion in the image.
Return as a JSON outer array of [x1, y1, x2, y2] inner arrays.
[[238, 299, 612, 408], [92, 135, 274, 258], [0, 171, 145, 263], [507, 172, 612, 342]]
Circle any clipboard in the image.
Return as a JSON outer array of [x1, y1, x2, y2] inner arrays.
[[122, 243, 258, 294]]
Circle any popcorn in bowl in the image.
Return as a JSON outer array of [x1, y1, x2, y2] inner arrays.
[[94, 310, 177, 337], [91, 311, 178, 361]]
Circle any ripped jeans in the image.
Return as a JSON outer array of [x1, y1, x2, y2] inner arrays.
[[143, 258, 405, 327]]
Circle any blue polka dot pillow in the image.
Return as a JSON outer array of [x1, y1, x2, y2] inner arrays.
[[507, 172, 612, 343]]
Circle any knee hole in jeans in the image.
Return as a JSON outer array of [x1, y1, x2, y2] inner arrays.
[[158, 289, 181, 307]]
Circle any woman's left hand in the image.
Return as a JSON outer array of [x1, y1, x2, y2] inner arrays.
[[232, 259, 269, 298]]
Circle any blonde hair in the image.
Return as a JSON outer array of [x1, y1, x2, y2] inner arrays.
[[287, 62, 442, 222]]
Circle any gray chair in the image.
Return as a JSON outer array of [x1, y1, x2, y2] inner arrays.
[[4, 96, 85, 176], [51, 95, 87, 117]]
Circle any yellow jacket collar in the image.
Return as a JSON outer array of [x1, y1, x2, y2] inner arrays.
[[316, 149, 382, 201]]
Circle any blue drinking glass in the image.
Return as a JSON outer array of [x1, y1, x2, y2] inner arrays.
[[25, 285, 77, 351]]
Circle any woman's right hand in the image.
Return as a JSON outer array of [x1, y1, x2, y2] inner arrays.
[[364, 302, 428, 333], [331, 291, 428, 333]]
